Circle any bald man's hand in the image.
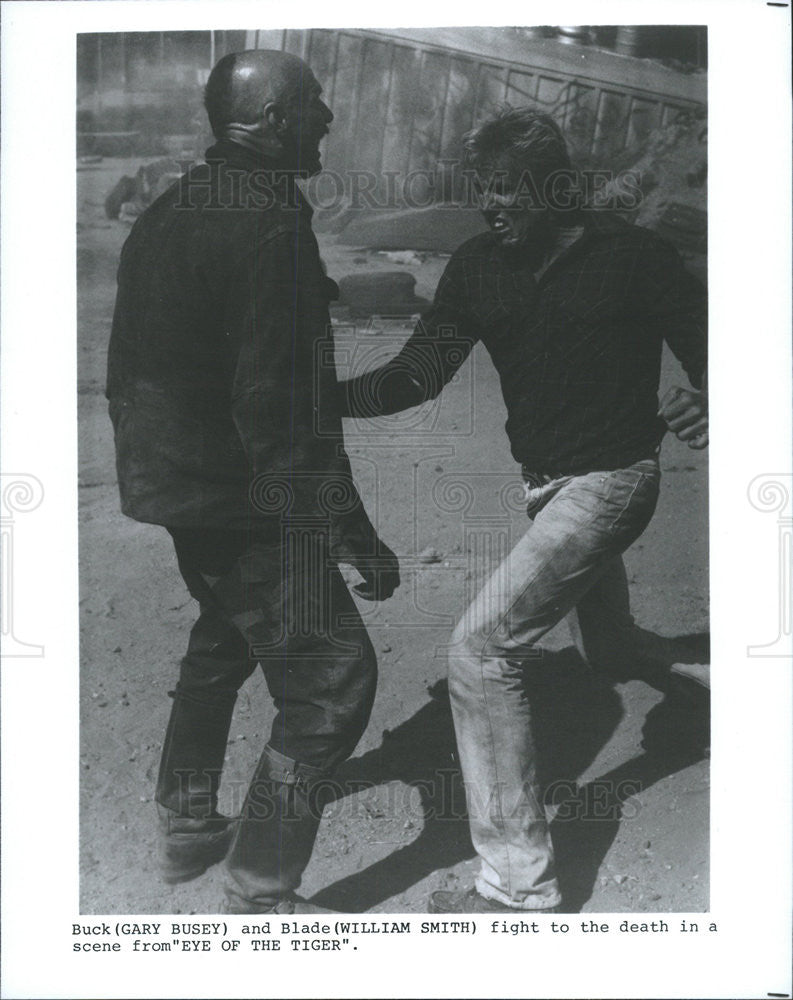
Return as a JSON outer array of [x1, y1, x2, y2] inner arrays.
[[351, 543, 401, 602], [659, 386, 709, 449]]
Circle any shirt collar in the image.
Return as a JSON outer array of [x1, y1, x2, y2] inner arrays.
[[534, 211, 631, 280]]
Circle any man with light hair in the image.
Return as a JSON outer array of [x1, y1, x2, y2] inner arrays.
[[343, 105, 709, 913]]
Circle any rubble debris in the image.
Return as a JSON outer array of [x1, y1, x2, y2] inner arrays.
[[585, 110, 707, 264], [653, 202, 707, 253], [335, 271, 429, 318], [627, 112, 707, 246], [378, 250, 425, 266], [105, 158, 184, 221], [338, 204, 487, 253]]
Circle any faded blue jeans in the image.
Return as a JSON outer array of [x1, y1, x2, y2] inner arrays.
[[447, 457, 663, 910]]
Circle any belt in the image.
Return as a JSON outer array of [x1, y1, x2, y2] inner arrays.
[[521, 450, 661, 490], [521, 469, 560, 490]]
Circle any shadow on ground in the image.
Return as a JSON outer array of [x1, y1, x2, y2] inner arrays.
[[310, 637, 709, 912]]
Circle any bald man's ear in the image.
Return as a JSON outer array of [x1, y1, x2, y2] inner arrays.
[[263, 101, 289, 135]]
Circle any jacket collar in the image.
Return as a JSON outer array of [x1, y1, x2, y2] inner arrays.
[[205, 138, 281, 170], [203, 139, 313, 217]]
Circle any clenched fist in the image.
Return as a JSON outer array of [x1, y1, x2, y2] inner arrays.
[[350, 543, 401, 602], [659, 386, 709, 450]]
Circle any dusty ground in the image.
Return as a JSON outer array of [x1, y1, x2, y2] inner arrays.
[[78, 158, 709, 915]]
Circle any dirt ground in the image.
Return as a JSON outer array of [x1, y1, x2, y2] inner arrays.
[[78, 158, 709, 916]]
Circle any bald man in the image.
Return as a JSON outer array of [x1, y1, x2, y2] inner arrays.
[[107, 50, 399, 914]]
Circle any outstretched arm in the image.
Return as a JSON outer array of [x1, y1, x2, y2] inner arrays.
[[341, 258, 479, 418]]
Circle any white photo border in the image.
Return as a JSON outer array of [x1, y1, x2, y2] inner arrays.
[[1, 1, 791, 998]]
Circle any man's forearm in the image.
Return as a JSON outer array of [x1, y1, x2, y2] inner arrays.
[[341, 331, 475, 419], [342, 364, 428, 418]]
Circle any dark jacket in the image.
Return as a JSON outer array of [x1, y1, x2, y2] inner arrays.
[[344, 213, 707, 475], [107, 140, 377, 555]]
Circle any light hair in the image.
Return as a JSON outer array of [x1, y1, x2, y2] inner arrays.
[[463, 105, 571, 185]]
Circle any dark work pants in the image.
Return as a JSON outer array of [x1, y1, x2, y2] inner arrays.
[[155, 524, 377, 907]]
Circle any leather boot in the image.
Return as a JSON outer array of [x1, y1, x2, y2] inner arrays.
[[220, 894, 335, 914], [155, 599, 255, 817], [155, 685, 239, 883], [429, 886, 562, 914], [157, 804, 235, 884], [155, 686, 237, 818], [223, 746, 330, 913]]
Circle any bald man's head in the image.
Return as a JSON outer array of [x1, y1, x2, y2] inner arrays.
[[204, 49, 333, 173]]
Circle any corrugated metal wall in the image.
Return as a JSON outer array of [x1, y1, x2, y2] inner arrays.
[[248, 26, 705, 191]]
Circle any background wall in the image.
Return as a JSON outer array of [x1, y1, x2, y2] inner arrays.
[[77, 25, 705, 175], [250, 27, 704, 183], [77, 30, 247, 155]]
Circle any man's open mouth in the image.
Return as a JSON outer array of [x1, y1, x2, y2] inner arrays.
[[490, 218, 520, 244]]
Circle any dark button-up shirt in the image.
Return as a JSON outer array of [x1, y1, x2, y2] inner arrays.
[[107, 140, 377, 554], [344, 213, 707, 474]]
